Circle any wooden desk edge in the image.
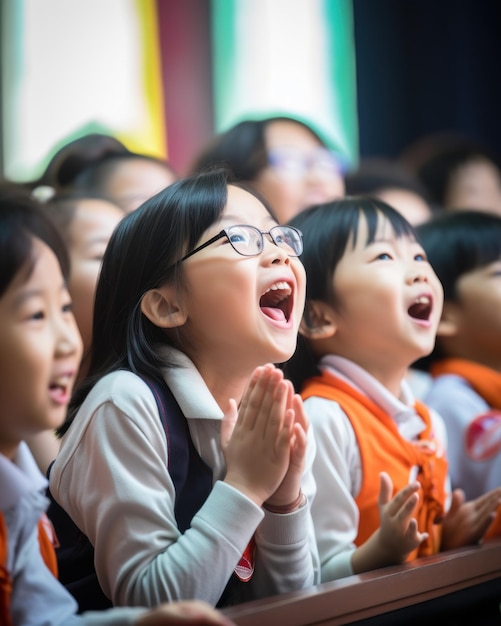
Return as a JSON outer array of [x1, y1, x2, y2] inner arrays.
[[223, 539, 501, 626]]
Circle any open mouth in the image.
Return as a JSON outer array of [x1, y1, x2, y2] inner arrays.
[[408, 295, 432, 321], [48, 376, 72, 404], [259, 281, 293, 323]]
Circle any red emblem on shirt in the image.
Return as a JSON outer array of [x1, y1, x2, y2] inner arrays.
[[465, 411, 501, 461]]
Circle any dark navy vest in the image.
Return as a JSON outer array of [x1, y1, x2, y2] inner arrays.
[[46, 375, 238, 612]]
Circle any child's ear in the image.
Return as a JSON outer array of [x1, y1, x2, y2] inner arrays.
[[140, 285, 187, 328], [299, 300, 337, 339], [437, 301, 460, 337]]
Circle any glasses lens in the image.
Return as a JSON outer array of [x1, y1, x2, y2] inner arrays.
[[270, 226, 303, 256], [227, 225, 263, 256], [312, 148, 347, 176], [268, 148, 306, 178], [269, 147, 346, 179]]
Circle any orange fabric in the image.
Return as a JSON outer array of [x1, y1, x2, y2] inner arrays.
[[483, 505, 501, 541], [430, 358, 501, 411], [302, 371, 448, 559], [430, 358, 501, 541], [37, 514, 58, 577], [0, 513, 12, 626]]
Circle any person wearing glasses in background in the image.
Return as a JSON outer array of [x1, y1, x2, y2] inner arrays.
[[190, 115, 346, 224], [48, 169, 319, 611]]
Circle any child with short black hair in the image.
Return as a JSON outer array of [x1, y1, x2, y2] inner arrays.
[[286, 197, 501, 582], [417, 210, 501, 517]]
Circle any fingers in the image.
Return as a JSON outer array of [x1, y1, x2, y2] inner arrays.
[[448, 488, 466, 514], [378, 472, 393, 507], [289, 420, 308, 468], [137, 600, 236, 625], [223, 365, 298, 505], [237, 364, 280, 432], [405, 517, 428, 542], [220, 398, 238, 450], [471, 487, 501, 513], [469, 488, 501, 537], [290, 389, 309, 434]]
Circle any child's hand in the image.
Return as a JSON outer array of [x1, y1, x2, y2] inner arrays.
[[376, 472, 428, 562], [441, 486, 501, 550], [136, 599, 235, 625], [221, 364, 294, 507], [264, 380, 309, 509], [352, 472, 427, 573]]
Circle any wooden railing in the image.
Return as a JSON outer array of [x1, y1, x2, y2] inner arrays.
[[223, 538, 501, 625]]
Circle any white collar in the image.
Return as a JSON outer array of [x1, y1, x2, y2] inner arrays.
[[159, 347, 224, 421], [319, 355, 426, 439], [0, 441, 47, 510]]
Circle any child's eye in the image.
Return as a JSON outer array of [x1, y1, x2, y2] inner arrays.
[[228, 233, 247, 244], [376, 252, 393, 261], [415, 252, 427, 262], [62, 302, 73, 314], [30, 310, 45, 321]]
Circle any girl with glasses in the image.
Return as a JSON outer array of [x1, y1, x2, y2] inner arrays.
[[191, 116, 346, 224], [0, 185, 235, 626], [48, 169, 318, 610]]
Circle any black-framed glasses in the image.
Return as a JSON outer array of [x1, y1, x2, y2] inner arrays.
[[175, 224, 303, 267]]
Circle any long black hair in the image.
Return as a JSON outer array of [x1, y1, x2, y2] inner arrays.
[[59, 168, 262, 434]]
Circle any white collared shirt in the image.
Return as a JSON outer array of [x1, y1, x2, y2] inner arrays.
[[304, 355, 449, 582], [50, 348, 319, 608], [1, 443, 148, 625]]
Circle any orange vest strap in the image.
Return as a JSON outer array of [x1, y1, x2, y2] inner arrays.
[[302, 371, 448, 558], [38, 514, 58, 577], [431, 357, 501, 411]]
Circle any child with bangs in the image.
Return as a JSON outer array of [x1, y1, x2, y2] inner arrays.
[[285, 197, 501, 582], [416, 210, 501, 538], [48, 169, 318, 611], [0, 185, 234, 625]]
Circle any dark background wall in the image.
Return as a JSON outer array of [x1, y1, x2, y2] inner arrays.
[[352, 0, 501, 159]]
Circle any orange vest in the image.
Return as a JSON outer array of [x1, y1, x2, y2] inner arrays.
[[302, 371, 448, 559], [430, 358, 501, 541]]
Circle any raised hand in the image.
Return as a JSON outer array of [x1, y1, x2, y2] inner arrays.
[[222, 364, 295, 507], [441, 486, 501, 550], [376, 472, 428, 561], [264, 379, 309, 509], [352, 472, 428, 573]]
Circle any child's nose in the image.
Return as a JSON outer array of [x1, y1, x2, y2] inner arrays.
[[56, 320, 83, 357], [263, 234, 291, 265], [407, 270, 428, 285]]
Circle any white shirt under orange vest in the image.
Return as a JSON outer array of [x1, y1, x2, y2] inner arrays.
[[301, 355, 450, 583]]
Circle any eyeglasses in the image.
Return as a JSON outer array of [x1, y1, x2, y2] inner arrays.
[[268, 147, 347, 179], [174, 224, 303, 268]]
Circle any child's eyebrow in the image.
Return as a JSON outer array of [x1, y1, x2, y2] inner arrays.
[[14, 283, 68, 306], [367, 236, 397, 244], [370, 233, 417, 244]]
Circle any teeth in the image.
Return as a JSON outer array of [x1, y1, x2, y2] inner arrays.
[[415, 296, 430, 305], [51, 375, 71, 388], [263, 281, 291, 295]]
